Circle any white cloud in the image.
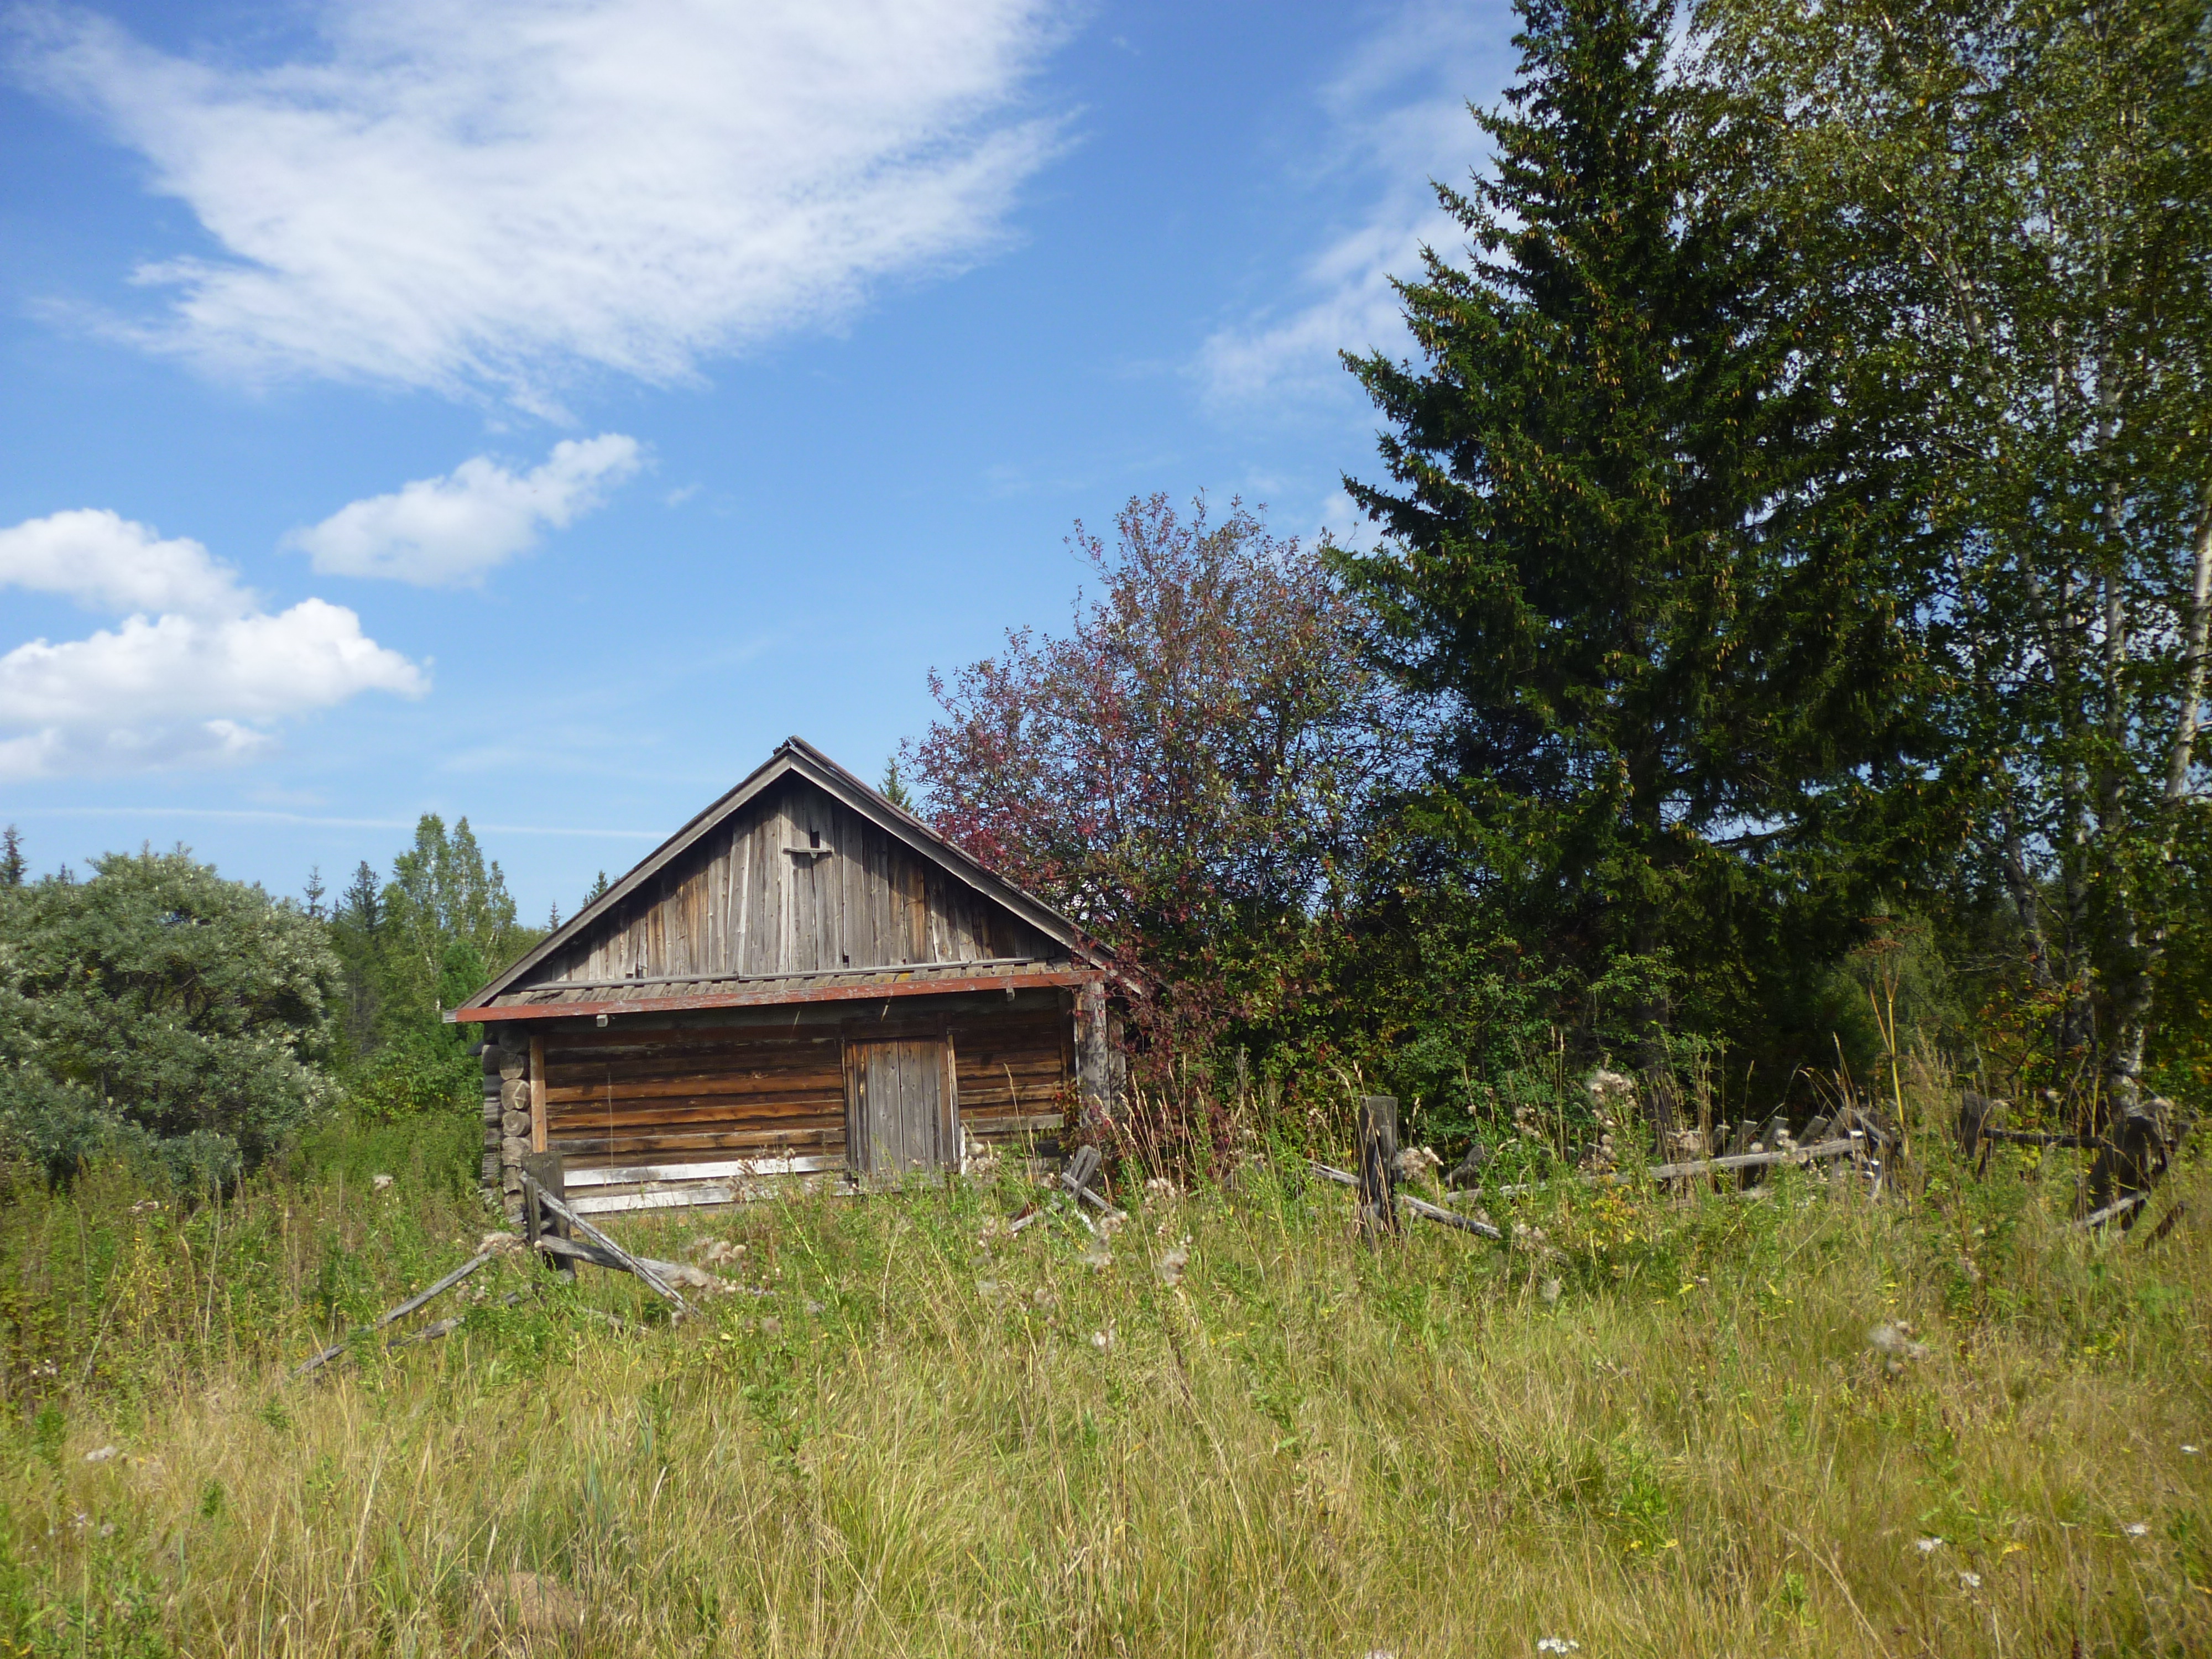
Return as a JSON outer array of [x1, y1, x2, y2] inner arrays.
[[285, 434, 641, 586], [0, 508, 252, 617], [1197, 2, 1517, 409], [0, 510, 425, 779], [9, 0, 1068, 406]]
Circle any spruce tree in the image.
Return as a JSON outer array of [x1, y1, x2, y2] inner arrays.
[[1339, 0, 1922, 1081]]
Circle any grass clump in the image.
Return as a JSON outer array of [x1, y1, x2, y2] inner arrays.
[[0, 1118, 2203, 1656]]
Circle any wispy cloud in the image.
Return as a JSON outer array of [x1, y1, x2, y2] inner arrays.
[[10, 805, 659, 838], [0, 509, 424, 779], [9, 0, 1070, 408], [285, 435, 641, 586], [1197, 2, 1516, 409]]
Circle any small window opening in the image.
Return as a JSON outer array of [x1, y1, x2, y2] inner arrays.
[[808, 827, 821, 848]]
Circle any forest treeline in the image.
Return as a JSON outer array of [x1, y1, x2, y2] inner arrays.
[[0, 820, 542, 1187], [907, 0, 2212, 1147], [2, 0, 2207, 1180]]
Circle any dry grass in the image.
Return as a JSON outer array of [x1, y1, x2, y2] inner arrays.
[[0, 1126, 2206, 1657]]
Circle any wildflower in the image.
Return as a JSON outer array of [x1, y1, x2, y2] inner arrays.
[[2184, 1445, 2202, 1455], [1587, 1068, 1636, 1107], [84, 1446, 118, 1464], [1156, 1237, 1191, 1287], [1540, 1278, 1562, 1305], [1914, 1537, 1944, 1554], [1091, 1327, 1113, 1352], [1079, 1244, 1113, 1271], [1536, 1639, 1581, 1655], [1392, 1145, 1442, 1182], [2124, 1523, 2149, 1537], [371, 1172, 394, 1191], [1958, 1571, 1981, 1589], [1869, 1324, 1931, 1362]]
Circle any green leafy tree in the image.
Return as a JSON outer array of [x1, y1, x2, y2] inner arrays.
[[0, 848, 338, 1181], [378, 815, 532, 1027], [1697, 0, 2212, 1116], [907, 493, 1402, 1075], [1335, 0, 1928, 1102], [328, 818, 541, 1119]]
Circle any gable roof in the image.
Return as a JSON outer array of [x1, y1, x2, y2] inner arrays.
[[461, 736, 1101, 1013]]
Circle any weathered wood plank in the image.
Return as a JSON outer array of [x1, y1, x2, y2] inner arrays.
[[549, 1128, 847, 1157], [528, 1035, 547, 1154], [564, 1154, 845, 1187], [547, 1097, 846, 1130]]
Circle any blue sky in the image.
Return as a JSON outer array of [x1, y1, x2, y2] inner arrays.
[[0, 0, 1517, 922]]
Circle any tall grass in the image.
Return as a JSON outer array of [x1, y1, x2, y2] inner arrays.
[[0, 1103, 2203, 1657]]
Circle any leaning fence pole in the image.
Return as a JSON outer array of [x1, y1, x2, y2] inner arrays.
[[525, 1176, 692, 1317], [294, 1248, 499, 1377]]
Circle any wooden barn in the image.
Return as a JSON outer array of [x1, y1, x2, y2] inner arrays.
[[451, 738, 1121, 1217]]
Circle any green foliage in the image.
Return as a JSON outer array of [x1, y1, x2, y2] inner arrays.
[[0, 848, 338, 1178], [372, 813, 532, 1037], [909, 494, 1403, 1079], [1334, 0, 1929, 1096], [1696, 0, 2212, 1111], [325, 814, 539, 1120]]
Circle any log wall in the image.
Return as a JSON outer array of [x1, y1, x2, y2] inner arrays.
[[484, 993, 1071, 1212]]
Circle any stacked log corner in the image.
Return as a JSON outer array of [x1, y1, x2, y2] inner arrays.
[[483, 1034, 531, 1222]]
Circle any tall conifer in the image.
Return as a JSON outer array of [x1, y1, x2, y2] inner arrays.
[[1339, 0, 1921, 1076]]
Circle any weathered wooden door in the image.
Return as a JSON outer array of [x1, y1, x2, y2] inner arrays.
[[847, 1039, 957, 1177]]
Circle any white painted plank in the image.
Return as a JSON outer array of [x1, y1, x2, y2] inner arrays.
[[565, 1154, 844, 1187]]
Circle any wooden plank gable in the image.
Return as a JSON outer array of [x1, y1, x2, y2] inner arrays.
[[460, 737, 1104, 1019], [512, 776, 1065, 994]]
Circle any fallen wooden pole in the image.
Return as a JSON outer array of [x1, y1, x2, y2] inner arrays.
[[294, 1248, 498, 1377], [385, 1316, 463, 1353], [1647, 1136, 1862, 1181], [1310, 1162, 1505, 1241], [526, 1177, 692, 1316], [2075, 1191, 2148, 1230], [534, 1233, 701, 1286], [1460, 1136, 1865, 1201], [1399, 1188, 1504, 1239]]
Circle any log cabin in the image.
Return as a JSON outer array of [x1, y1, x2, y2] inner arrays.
[[451, 738, 1121, 1218]]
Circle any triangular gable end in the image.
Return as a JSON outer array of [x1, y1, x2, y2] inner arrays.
[[458, 738, 1099, 1015]]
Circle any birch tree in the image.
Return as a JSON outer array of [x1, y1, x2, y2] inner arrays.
[[1698, 0, 2212, 1119]]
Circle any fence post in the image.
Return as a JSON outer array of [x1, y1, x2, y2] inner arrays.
[[1358, 1095, 1401, 1238], [521, 1150, 572, 1279]]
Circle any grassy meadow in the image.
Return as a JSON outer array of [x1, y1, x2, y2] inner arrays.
[[0, 1102, 2204, 1657]]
